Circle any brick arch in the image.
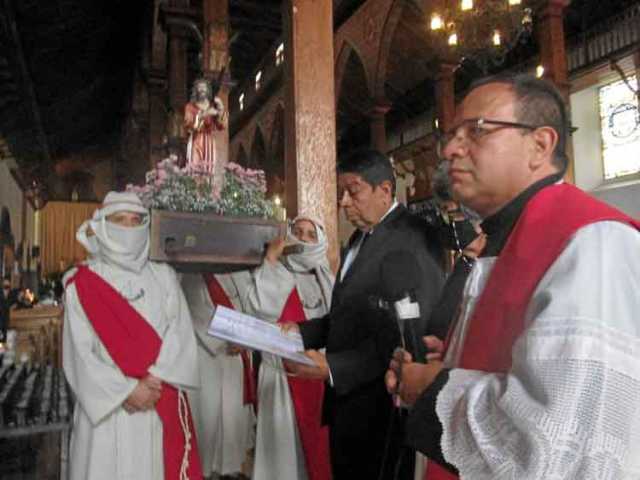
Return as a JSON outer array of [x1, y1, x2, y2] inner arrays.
[[374, 0, 406, 99], [268, 104, 284, 164], [335, 40, 372, 102], [265, 104, 285, 198], [249, 125, 267, 169], [235, 143, 248, 167]]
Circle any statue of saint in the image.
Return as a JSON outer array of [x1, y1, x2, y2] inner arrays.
[[184, 79, 225, 174]]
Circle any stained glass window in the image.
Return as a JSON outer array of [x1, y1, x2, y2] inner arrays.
[[598, 76, 640, 180]]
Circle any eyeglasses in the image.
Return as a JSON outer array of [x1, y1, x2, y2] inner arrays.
[[436, 117, 542, 159]]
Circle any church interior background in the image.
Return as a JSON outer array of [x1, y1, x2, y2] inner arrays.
[[1, 0, 639, 275], [0, 0, 639, 477]]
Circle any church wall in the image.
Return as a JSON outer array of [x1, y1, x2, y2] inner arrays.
[[0, 161, 36, 269], [0, 162, 31, 245]]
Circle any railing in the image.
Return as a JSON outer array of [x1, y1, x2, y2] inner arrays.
[[567, 3, 640, 73]]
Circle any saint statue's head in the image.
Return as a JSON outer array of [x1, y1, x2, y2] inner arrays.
[[190, 78, 213, 103]]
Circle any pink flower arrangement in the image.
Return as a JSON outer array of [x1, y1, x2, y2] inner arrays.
[[126, 155, 273, 217]]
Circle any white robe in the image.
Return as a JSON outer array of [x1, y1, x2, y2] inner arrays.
[[436, 221, 640, 479], [181, 273, 255, 477], [62, 260, 200, 480], [243, 261, 333, 480]]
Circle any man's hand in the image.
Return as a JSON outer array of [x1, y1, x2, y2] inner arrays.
[[142, 374, 162, 392], [265, 237, 287, 264], [282, 350, 330, 381], [123, 375, 162, 413], [423, 335, 444, 362], [385, 348, 412, 395], [397, 361, 443, 406], [385, 350, 443, 406]]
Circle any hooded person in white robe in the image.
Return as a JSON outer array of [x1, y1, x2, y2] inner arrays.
[[63, 191, 201, 480], [244, 217, 334, 480], [181, 271, 256, 479]]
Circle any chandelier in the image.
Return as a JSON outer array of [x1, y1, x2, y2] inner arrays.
[[427, 0, 533, 72]]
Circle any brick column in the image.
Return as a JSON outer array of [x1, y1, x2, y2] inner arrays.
[[537, 0, 573, 181], [160, 0, 195, 167], [434, 62, 457, 132], [283, 0, 339, 269], [165, 0, 189, 114]]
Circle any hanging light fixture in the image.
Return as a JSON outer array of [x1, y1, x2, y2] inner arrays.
[[427, 0, 533, 72], [431, 13, 444, 30], [492, 30, 502, 46]]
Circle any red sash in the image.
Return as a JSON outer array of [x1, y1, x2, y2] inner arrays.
[[67, 265, 203, 480], [278, 288, 331, 480], [203, 273, 256, 407], [428, 184, 640, 480]]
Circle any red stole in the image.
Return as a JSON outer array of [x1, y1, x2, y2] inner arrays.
[[67, 265, 202, 480], [427, 184, 640, 480], [203, 274, 257, 407], [278, 289, 331, 480]]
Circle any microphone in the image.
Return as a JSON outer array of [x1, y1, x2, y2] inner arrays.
[[380, 250, 425, 363]]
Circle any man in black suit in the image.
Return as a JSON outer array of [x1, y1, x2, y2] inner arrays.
[[284, 149, 444, 479]]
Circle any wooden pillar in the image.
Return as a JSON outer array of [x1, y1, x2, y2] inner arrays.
[[537, 0, 573, 181], [434, 62, 457, 132], [147, 0, 169, 169], [367, 100, 392, 153], [283, 0, 339, 270], [166, 0, 189, 114], [203, 0, 231, 190], [537, 0, 571, 98]]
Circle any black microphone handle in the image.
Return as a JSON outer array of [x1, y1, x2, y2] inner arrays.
[[404, 318, 425, 364]]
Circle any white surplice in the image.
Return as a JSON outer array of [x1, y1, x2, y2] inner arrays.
[[243, 260, 333, 480], [436, 221, 640, 479], [181, 272, 255, 478], [63, 260, 200, 480]]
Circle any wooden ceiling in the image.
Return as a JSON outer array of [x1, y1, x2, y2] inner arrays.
[[0, 0, 147, 184]]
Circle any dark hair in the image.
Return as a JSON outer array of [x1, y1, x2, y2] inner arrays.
[[468, 73, 569, 173], [337, 148, 396, 196]]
